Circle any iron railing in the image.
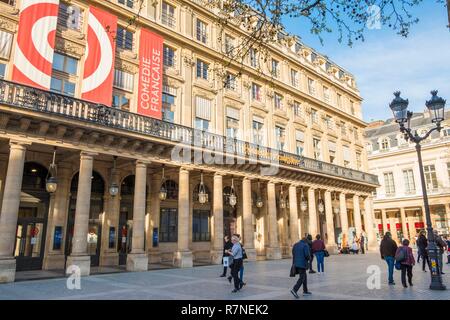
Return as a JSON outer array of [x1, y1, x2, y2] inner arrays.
[[0, 79, 379, 185]]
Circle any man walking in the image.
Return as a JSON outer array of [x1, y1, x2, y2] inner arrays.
[[433, 230, 447, 274], [380, 232, 398, 285], [220, 235, 233, 277], [360, 233, 366, 254], [417, 231, 431, 272], [290, 237, 312, 298], [226, 235, 243, 293], [306, 234, 316, 273]]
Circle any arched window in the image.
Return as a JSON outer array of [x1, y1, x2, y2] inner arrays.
[[71, 171, 105, 194], [164, 180, 178, 200], [121, 175, 135, 196], [22, 162, 48, 191], [380, 137, 389, 150]]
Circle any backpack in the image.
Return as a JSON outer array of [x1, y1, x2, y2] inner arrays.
[[395, 247, 407, 263]]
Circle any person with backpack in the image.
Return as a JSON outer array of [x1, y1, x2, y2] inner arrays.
[[395, 239, 415, 288], [380, 232, 398, 285]]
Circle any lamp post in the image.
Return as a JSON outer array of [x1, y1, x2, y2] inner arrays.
[[389, 90, 446, 290]]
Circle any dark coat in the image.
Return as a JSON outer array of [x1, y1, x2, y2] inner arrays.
[[292, 240, 310, 269], [223, 240, 233, 257], [380, 237, 398, 259], [417, 234, 428, 253]]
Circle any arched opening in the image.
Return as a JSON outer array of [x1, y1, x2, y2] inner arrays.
[[118, 175, 134, 265], [66, 171, 105, 267], [160, 180, 178, 243], [15, 162, 50, 271], [192, 183, 211, 242]]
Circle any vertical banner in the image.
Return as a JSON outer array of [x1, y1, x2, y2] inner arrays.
[[12, 0, 60, 89], [137, 29, 163, 119], [81, 6, 117, 106]]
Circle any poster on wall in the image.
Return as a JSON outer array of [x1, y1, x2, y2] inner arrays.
[[137, 28, 163, 119], [81, 6, 117, 106], [12, 0, 60, 89]]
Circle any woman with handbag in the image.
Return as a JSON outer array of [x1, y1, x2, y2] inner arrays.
[[395, 239, 415, 288], [312, 234, 326, 274]]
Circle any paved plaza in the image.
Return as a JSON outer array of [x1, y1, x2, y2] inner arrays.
[[1, 253, 450, 300]]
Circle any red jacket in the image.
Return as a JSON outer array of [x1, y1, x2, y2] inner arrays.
[[312, 240, 326, 253]]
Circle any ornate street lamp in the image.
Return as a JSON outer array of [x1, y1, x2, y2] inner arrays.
[[389, 90, 446, 291], [229, 178, 237, 207], [45, 147, 58, 193], [198, 171, 208, 204], [300, 188, 308, 213], [256, 180, 264, 208], [108, 156, 119, 197], [159, 166, 167, 201], [279, 185, 286, 209], [333, 192, 340, 215], [317, 190, 325, 215]]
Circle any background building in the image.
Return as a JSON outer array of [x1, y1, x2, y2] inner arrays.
[[0, 0, 377, 283], [366, 109, 450, 244]]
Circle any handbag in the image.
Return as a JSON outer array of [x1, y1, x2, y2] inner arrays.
[[223, 256, 230, 267], [289, 264, 297, 277], [395, 260, 402, 270], [324, 250, 330, 257], [242, 247, 248, 260]]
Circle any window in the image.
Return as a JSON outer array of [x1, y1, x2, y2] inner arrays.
[[291, 69, 299, 87], [275, 125, 285, 150], [350, 100, 355, 115], [274, 93, 283, 110], [0, 30, 12, 60], [295, 130, 304, 156], [113, 69, 134, 92], [0, 63, 6, 79], [195, 118, 209, 131], [323, 86, 330, 103], [57, 3, 83, 31], [424, 165, 438, 191], [403, 169, 416, 194], [384, 172, 396, 196], [162, 85, 176, 122], [271, 59, 279, 78], [192, 210, 211, 242], [196, 19, 207, 44], [0, 0, 15, 6], [252, 117, 264, 145], [224, 34, 235, 55], [160, 208, 177, 242], [249, 48, 258, 68], [381, 137, 389, 150], [112, 92, 130, 110], [161, 1, 176, 28], [116, 27, 133, 51], [353, 127, 359, 141], [356, 152, 362, 170], [293, 101, 302, 117], [118, 0, 134, 8], [337, 93, 342, 108], [251, 83, 262, 101], [340, 121, 346, 136], [328, 141, 336, 164], [343, 145, 351, 168], [225, 73, 236, 91], [196, 59, 209, 80], [443, 128, 450, 137], [225, 107, 239, 138], [311, 108, 318, 124], [313, 137, 321, 160], [325, 115, 333, 130], [163, 45, 176, 68], [51, 53, 78, 96], [308, 78, 316, 95], [195, 96, 211, 131]]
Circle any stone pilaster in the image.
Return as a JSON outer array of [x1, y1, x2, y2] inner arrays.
[[148, 173, 161, 263], [242, 178, 256, 261], [324, 191, 337, 253], [339, 192, 349, 239], [210, 173, 224, 264], [288, 185, 299, 246], [381, 209, 388, 235], [308, 188, 318, 237], [364, 196, 378, 251], [0, 141, 28, 283], [266, 182, 281, 260], [127, 161, 149, 271], [353, 194, 362, 236]]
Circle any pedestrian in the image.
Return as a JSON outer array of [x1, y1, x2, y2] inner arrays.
[[444, 235, 450, 264], [360, 233, 366, 254], [312, 234, 326, 274], [226, 235, 243, 293], [380, 232, 398, 285], [433, 230, 447, 275], [306, 234, 316, 273], [290, 237, 312, 298], [416, 231, 431, 271], [349, 241, 359, 254], [220, 235, 233, 277], [395, 239, 415, 288], [235, 234, 247, 288]]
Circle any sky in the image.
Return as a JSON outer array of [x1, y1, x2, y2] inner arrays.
[[282, 1, 450, 122]]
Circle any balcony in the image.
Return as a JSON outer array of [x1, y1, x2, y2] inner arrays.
[[0, 79, 379, 186]]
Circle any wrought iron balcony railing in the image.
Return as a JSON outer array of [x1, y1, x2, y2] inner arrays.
[[0, 79, 379, 186]]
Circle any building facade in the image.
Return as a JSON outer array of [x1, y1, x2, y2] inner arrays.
[[0, 0, 378, 283], [366, 110, 450, 244]]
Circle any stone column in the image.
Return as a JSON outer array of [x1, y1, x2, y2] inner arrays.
[[445, 204, 450, 234], [324, 191, 337, 253], [353, 194, 362, 235], [242, 177, 256, 261], [127, 161, 149, 271], [381, 209, 388, 235], [0, 141, 28, 283], [174, 168, 193, 267], [266, 182, 281, 259], [67, 152, 97, 276], [43, 162, 72, 270], [363, 196, 378, 250], [288, 185, 299, 246], [339, 192, 349, 242], [210, 173, 224, 264], [400, 207, 408, 240], [148, 173, 161, 263], [308, 188, 318, 237]]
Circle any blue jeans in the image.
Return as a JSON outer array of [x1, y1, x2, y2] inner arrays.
[[315, 251, 325, 272], [239, 264, 244, 282], [385, 256, 395, 283]]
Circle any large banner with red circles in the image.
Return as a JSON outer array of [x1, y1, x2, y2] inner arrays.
[[81, 6, 117, 106], [12, 0, 60, 89]]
